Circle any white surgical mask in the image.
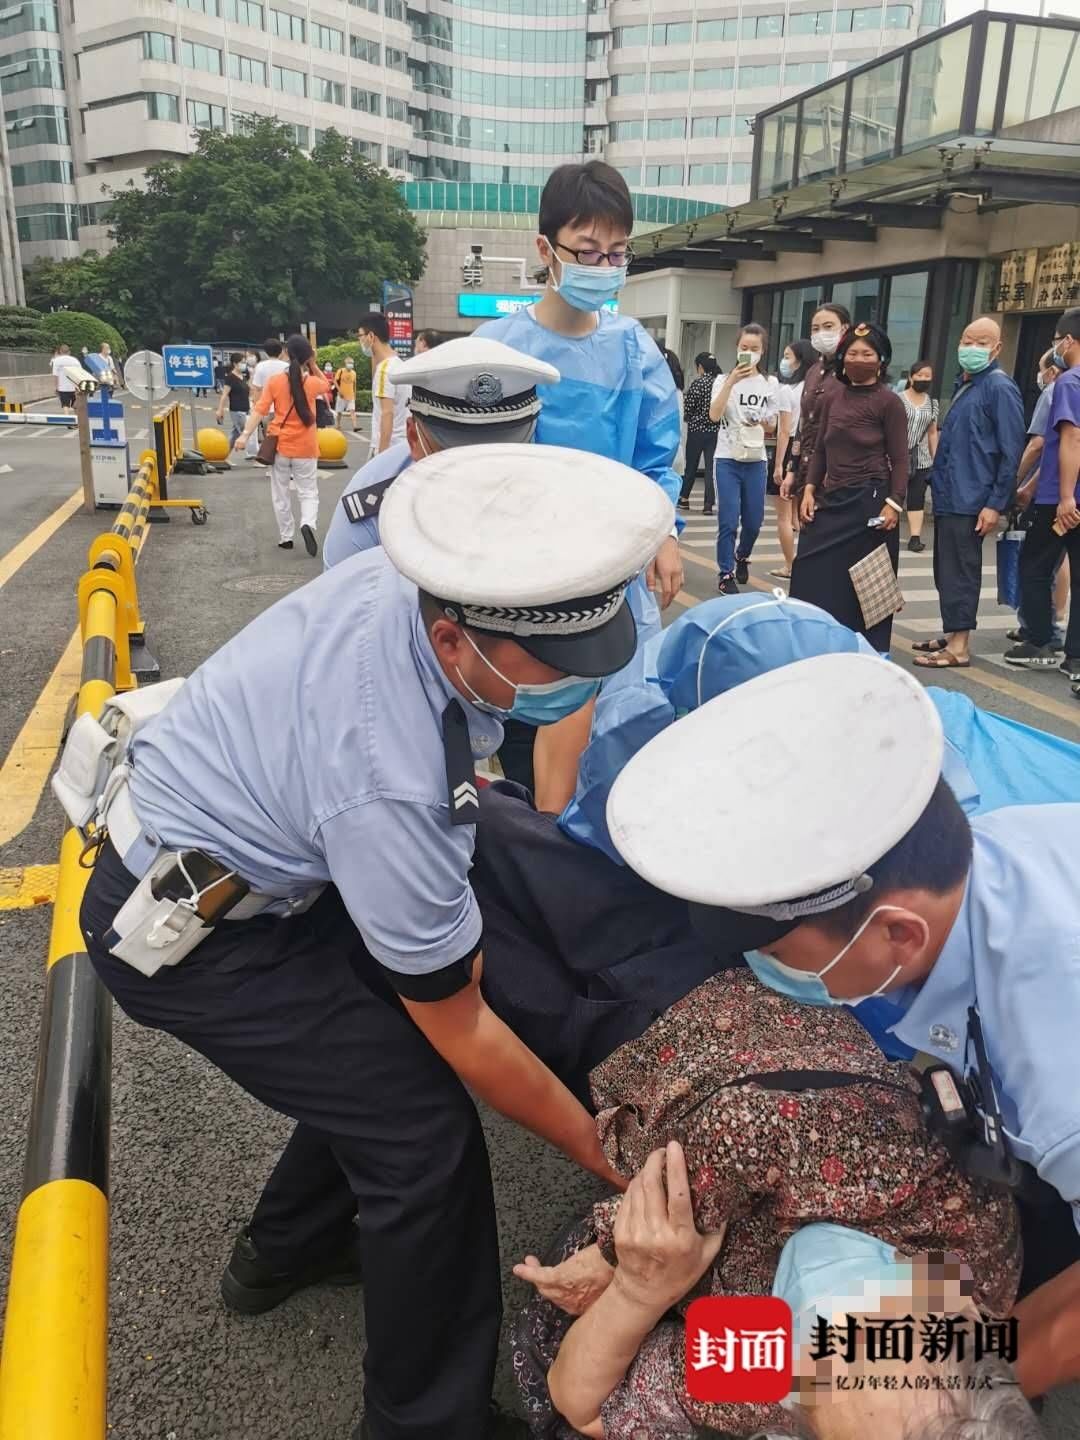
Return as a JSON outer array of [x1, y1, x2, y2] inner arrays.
[[811, 331, 841, 357], [745, 904, 914, 1008]]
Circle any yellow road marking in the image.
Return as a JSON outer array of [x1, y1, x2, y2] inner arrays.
[[0, 627, 82, 847], [0, 490, 82, 593], [0, 865, 59, 910], [678, 547, 1079, 728]]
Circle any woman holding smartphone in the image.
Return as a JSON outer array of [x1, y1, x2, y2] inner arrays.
[[708, 324, 779, 594], [790, 321, 909, 652]]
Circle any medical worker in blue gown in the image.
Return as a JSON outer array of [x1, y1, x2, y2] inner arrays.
[[474, 162, 683, 795], [556, 590, 1080, 1060]]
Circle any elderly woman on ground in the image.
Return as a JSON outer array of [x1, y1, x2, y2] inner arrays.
[[510, 968, 1029, 1440]]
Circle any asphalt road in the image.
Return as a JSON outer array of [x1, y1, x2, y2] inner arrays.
[[0, 396, 1076, 1439]]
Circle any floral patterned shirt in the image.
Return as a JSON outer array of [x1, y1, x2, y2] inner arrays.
[[513, 968, 1021, 1440]]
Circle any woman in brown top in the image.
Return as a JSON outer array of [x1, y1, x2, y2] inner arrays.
[[781, 302, 850, 500], [790, 321, 909, 653], [511, 968, 1021, 1439]]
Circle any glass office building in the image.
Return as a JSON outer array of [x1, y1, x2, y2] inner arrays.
[[1, 0, 942, 264]]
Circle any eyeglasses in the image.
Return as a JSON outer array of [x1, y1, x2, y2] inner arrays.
[[550, 239, 634, 268]]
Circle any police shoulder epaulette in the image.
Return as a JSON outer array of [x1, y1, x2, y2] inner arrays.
[[341, 476, 395, 523]]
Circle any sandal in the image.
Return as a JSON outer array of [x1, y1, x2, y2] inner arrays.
[[912, 637, 949, 654], [912, 651, 970, 669], [770, 568, 792, 579]]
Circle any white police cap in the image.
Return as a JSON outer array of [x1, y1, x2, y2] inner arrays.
[[387, 337, 558, 430], [380, 442, 674, 677], [607, 653, 944, 939]]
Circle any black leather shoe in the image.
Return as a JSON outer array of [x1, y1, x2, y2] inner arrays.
[[301, 523, 318, 557], [354, 1403, 528, 1439], [735, 557, 749, 585], [278, 540, 294, 550], [220, 1226, 363, 1315]]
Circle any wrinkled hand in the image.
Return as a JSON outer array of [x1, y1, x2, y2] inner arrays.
[[1057, 496, 1080, 532], [647, 535, 683, 610], [800, 487, 817, 525], [878, 503, 899, 531], [513, 1244, 615, 1316], [1015, 478, 1037, 513], [974, 507, 1001, 537], [612, 1142, 727, 1314]]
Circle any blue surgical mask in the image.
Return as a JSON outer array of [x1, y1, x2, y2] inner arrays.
[[772, 1224, 912, 1351], [1052, 343, 1070, 372], [745, 905, 907, 1007], [456, 630, 600, 725], [549, 248, 626, 313], [779, 358, 796, 380]]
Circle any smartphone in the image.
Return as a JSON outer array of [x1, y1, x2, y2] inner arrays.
[[867, 516, 887, 528], [737, 350, 755, 368]]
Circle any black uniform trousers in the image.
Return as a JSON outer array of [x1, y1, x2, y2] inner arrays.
[[80, 841, 499, 1440], [933, 512, 986, 634]]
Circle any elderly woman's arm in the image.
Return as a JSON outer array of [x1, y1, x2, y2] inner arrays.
[[547, 1144, 726, 1436]]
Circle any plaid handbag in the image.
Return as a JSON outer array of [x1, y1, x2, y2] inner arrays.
[[849, 543, 904, 631]]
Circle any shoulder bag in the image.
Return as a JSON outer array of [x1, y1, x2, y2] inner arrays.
[[256, 401, 294, 466]]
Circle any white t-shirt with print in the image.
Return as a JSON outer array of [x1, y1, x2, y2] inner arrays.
[[51, 355, 80, 393], [370, 356, 410, 457], [710, 371, 780, 461]]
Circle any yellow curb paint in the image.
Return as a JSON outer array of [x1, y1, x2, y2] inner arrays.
[[0, 865, 59, 911], [0, 628, 82, 847], [0, 490, 82, 594]]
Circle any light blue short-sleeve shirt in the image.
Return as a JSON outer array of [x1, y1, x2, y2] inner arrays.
[[129, 550, 503, 978], [323, 440, 413, 571], [890, 804, 1080, 1227]]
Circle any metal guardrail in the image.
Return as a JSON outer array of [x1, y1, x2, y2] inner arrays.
[[0, 450, 172, 1440]]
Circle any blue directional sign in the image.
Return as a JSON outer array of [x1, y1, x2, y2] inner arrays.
[[162, 344, 214, 389], [87, 392, 126, 444]]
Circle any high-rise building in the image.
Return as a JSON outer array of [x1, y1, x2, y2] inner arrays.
[[0, 0, 943, 269]]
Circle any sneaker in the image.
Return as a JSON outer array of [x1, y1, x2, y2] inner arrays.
[[1061, 655, 1080, 682], [1005, 627, 1026, 642], [676, 498, 691, 512], [735, 557, 749, 585], [301, 523, 318, 558], [1003, 641, 1060, 668], [718, 572, 739, 596], [278, 540, 294, 550], [354, 1403, 527, 1440], [220, 1226, 363, 1315], [907, 536, 925, 553]]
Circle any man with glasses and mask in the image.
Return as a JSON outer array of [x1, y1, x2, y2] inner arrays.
[[474, 161, 684, 791], [605, 649, 1080, 1410]]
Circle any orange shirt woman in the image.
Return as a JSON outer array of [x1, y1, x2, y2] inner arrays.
[[256, 366, 329, 460]]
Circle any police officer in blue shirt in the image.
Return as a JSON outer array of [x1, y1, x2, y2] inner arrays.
[[606, 652, 1080, 1403], [322, 337, 559, 570], [75, 443, 673, 1440]]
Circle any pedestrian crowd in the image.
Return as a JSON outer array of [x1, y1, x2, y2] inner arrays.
[[53, 160, 1080, 1440]]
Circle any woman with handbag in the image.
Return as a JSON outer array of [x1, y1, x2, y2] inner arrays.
[[791, 321, 909, 653], [708, 324, 780, 593], [234, 334, 330, 557]]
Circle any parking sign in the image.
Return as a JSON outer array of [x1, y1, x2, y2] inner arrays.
[[162, 344, 214, 389]]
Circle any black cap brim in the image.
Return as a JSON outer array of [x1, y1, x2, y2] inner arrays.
[[688, 901, 798, 956], [511, 595, 637, 679]]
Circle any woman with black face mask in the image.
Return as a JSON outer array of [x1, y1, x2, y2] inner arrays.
[[790, 321, 909, 652], [901, 360, 939, 553]]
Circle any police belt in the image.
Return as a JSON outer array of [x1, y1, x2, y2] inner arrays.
[[104, 776, 323, 922]]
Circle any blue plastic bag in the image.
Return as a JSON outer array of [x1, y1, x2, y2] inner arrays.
[[996, 529, 1024, 608]]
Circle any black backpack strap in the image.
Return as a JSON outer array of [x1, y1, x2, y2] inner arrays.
[[678, 1068, 916, 1122]]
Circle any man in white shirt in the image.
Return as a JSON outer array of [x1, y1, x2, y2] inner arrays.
[[358, 312, 409, 457], [51, 344, 81, 409], [246, 339, 289, 461]]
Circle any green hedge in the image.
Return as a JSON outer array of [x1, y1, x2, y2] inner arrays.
[[317, 340, 371, 382], [38, 310, 127, 361], [0, 304, 53, 352]]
